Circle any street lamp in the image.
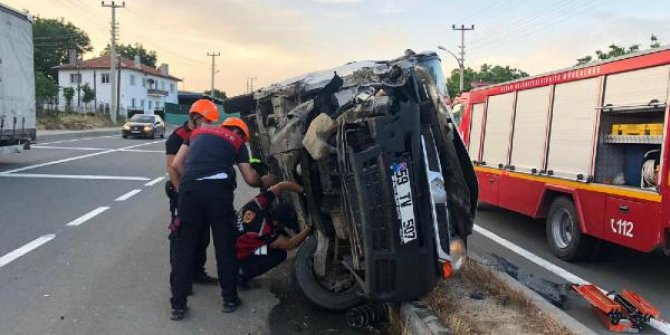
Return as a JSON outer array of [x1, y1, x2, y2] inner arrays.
[[438, 45, 465, 92]]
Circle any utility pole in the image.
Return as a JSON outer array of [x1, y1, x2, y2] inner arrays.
[[102, 1, 125, 123], [451, 24, 475, 92], [247, 77, 257, 94], [207, 52, 220, 96]]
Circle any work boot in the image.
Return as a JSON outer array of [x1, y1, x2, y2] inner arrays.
[[170, 305, 188, 321], [222, 297, 242, 313], [193, 272, 218, 285]]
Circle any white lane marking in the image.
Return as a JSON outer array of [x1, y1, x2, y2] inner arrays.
[[0, 234, 56, 269], [65, 207, 110, 227], [2, 140, 164, 174], [32, 146, 108, 151], [473, 224, 588, 284], [145, 176, 165, 186], [115, 189, 142, 201], [0, 173, 150, 181], [473, 224, 670, 334], [37, 135, 115, 146], [119, 149, 163, 153]]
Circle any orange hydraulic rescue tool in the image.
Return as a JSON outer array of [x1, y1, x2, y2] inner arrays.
[[573, 284, 660, 332]]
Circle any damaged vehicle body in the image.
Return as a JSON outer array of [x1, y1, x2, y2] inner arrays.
[[227, 51, 478, 310]]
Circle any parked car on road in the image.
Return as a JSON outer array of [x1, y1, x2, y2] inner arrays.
[[122, 114, 165, 139]]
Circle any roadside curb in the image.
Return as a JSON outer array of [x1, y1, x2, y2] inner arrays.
[[468, 253, 597, 335], [36, 129, 120, 143], [399, 301, 454, 335]]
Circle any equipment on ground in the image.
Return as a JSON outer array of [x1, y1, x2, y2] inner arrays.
[[345, 303, 388, 328], [573, 284, 663, 333]]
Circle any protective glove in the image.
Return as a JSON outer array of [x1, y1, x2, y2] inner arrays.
[[249, 157, 269, 176], [168, 217, 182, 241]]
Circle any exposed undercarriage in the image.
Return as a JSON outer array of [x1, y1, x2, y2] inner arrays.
[[228, 50, 478, 309]]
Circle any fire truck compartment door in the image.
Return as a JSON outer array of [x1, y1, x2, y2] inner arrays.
[[604, 197, 658, 252], [476, 171, 499, 205], [468, 103, 485, 161], [482, 93, 515, 168], [511, 86, 551, 173], [604, 65, 670, 106], [546, 78, 599, 180]]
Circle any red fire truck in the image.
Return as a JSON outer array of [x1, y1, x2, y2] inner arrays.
[[454, 47, 670, 261]]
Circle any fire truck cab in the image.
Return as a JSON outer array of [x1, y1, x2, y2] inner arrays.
[[457, 47, 670, 260]]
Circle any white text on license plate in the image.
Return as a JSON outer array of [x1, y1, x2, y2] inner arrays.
[[391, 162, 417, 244]]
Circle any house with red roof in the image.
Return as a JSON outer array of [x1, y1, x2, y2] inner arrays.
[[56, 55, 181, 116]]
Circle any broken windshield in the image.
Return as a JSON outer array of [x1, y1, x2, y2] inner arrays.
[[418, 56, 449, 98]]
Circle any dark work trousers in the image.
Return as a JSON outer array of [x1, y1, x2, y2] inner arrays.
[[167, 184, 209, 279], [239, 248, 287, 281], [170, 180, 239, 308]]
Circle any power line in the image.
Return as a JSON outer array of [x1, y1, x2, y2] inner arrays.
[[59, 0, 208, 69], [468, 0, 579, 49], [459, 1, 510, 26], [469, 0, 607, 57]]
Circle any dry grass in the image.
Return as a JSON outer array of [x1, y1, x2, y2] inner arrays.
[[426, 280, 482, 335], [37, 112, 120, 130], [425, 258, 576, 335], [385, 305, 403, 335]]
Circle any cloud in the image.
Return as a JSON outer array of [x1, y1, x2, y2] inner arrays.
[[382, 0, 414, 14]]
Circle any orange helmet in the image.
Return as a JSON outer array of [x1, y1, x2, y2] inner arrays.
[[189, 99, 219, 123], [221, 117, 250, 141]]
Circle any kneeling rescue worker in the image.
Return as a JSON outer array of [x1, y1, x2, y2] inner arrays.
[[165, 100, 218, 287], [168, 100, 266, 320], [236, 181, 312, 289]]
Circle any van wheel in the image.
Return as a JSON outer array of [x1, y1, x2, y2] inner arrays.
[[293, 237, 364, 311], [546, 197, 594, 261]]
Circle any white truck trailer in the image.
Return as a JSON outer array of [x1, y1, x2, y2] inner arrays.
[[0, 3, 35, 154]]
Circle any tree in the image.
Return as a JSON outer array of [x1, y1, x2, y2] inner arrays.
[[33, 17, 92, 78], [650, 34, 661, 48], [203, 89, 227, 100], [81, 84, 95, 108], [35, 72, 60, 113], [101, 43, 158, 68], [63, 87, 75, 111], [446, 64, 529, 97], [576, 35, 661, 65]]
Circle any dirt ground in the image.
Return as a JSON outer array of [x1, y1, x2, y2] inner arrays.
[[37, 112, 120, 130], [266, 257, 388, 335], [425, 259, 575, 335]]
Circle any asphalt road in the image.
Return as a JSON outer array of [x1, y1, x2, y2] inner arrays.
[[0, 135, 370, 335], [469, 205, 670, 335]]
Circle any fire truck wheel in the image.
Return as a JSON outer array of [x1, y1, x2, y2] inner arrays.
[[546, 197, 594, 261]]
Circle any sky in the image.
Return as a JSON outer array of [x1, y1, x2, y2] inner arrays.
[[4, 0, 670, 97]]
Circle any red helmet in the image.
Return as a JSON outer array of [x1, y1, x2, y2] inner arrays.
[[189, 99, 219, 123]]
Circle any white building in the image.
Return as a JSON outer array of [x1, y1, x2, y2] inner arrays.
[[56, 55, 181, 116]]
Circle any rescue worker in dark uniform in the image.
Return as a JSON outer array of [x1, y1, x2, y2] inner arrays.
[[165, 109, 218, 287], [169, 113, 267, 320], [236, 181, 311, 289]]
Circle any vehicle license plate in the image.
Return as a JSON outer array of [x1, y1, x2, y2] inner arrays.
[[391, 162, 417, 244]]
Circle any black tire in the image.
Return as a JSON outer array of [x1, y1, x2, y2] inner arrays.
[[546, 196, 594, 261], [292, 237, 364, 311], [122, 134, 128, 138]]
